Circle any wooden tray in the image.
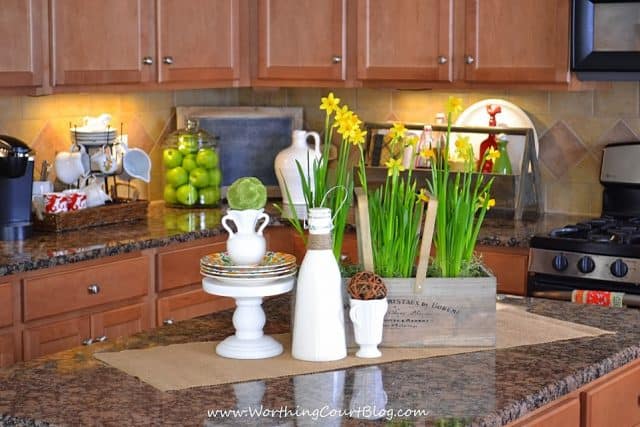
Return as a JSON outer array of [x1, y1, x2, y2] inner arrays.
[[33, 199, 149, 232]]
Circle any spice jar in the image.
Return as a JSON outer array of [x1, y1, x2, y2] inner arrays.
[[162, 119, 221, 207]]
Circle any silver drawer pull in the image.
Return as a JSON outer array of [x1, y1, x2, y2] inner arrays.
[[87, 284, 100, 294], [82, 338, 93, 346], [163, 319, 174, 325]]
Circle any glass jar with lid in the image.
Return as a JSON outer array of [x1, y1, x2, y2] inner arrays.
[[162, 119, 221, 207]]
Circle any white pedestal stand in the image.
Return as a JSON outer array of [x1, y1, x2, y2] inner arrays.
[[202, 276, 294, 359]]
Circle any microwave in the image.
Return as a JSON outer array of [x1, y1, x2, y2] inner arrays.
[[176, 106, 303, 198], [572, 0, 640, 80]]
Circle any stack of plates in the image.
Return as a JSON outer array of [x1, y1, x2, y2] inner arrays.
[[70, 129, 117, 146], [200, 251, 297, 284]]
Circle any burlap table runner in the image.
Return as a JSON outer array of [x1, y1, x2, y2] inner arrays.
[[95, 303, 612, 391]]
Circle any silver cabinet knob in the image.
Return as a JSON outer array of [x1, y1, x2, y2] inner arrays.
[[464, 55, 475, 64], [163, 319, 174, 325], [142, 56, 153, 65], [87, 284, 100, 294], [95, 335, 107, 343], [331, 55, 342, 64], [82, 338, 93, 346], [437, 55, 448, 65], [163, 56, 174, 65]]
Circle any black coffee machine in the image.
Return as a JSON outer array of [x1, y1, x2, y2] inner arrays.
[[0, 135, 34, 240]]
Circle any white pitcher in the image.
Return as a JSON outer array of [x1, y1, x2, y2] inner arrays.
[[274, 130, 321, 218], [221, 209, 270, 265]]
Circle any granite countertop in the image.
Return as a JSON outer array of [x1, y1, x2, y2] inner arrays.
[[1, 295, 639, 426], [0, 201, 590, 277]]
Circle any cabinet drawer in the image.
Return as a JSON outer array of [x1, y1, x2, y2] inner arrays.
[[23, 256, 149, 321], [91, 303, 150, 341], [157, 241, 225, 291], [582, 361, 640, 427], [157, 289, 234, 326], [511, 395, 580, 427], [23, 316, 90, 360], [477, 246, 528, 296], [0, 332, 17, 368], [0, 283, 12, 327]]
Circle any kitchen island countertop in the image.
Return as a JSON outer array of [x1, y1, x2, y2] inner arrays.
[[0, 201, 588, 277], [1, 294, 639, 426]]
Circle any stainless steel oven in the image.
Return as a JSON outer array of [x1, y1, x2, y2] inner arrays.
[[528, 142, 640, 307]]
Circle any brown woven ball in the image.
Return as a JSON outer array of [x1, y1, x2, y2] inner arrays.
[[347, 271, 387, 300]]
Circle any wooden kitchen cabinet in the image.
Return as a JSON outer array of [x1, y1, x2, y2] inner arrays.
[[256, 0, 347, 82], [156, 238, 225, 292], [50, 0, 248, 88], [463, 0, 570, 84], [508, 393, 580, 426], [476, 245, 528, 295], [356, 0, 453, 82], [0, 332, 18, 368], [581, 358, 640, 427], [23, 315, 90, 360], [0, 282, 13, 328], [0, 0, 47, 90], [157, 288, 233, 326], [91, 303, 150, 341]]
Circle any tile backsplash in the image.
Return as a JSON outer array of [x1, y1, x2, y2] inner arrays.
[[1, 83, 638, 216]]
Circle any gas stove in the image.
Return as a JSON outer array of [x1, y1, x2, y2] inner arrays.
[[528, 142, 640, 303]]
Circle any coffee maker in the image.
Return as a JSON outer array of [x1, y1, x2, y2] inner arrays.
[[0, 135, 34, 240]]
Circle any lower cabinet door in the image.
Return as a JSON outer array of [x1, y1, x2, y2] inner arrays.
[[582, 360, 640, 427], [91, 303, 150, 342], [511, 395, 580, 426], [23, 316, 90, 360], [157, 289, 234, 326], [0, 332, 17, 368]]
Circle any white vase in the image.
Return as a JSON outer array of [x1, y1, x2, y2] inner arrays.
[[221, 209, 269, 265], [349, 297, 388, 358], [292, 207, 347, 361], [274, 130, 321, 218]]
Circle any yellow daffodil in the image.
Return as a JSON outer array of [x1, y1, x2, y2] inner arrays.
[[320, 92, 340, 114], [349, 127, 367, 146], [388, 122, 407, 141], [384, 157, 405, 177], [487, 146, 501, 162], [446, 96, 463, 116], [420, 148, 436, 159], [404, 135, 419, 147], [454, 136, 473, 162], [478, 195, 496, 210], [333, 105, 352, 125], [418, 188, 430, 203]]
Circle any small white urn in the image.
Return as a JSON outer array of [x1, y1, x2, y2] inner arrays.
[[349, 297, 388, 358], [221, 208, 269, 265]]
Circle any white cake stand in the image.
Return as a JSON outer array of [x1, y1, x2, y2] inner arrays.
[[202, 276, 294, 359]]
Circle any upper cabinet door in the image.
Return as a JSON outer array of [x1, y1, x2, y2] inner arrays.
[[157, 0, 246, 84], [50, 0, 155, 86], [464, 0, 569, 84], [357, 0, 453, 82], [0, 0, 45, 88], [257, 0, 346, 81]]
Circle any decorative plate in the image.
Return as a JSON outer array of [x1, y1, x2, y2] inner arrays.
[[200, 265, 297, 278], [200, 251, 296, 271], [200, 270, 297, 284]]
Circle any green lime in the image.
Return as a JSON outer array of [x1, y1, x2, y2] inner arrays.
[[227, 177, 267, 210]]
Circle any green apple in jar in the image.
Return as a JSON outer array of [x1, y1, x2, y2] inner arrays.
[[199, 186, 220, 206], [176, 184, 198, 206], [189, 167, 210, 188], [178, 134, 199, 155], [166, 166, 188, 188], [163, 148, 183, 169], [163, 184, 178, 203]]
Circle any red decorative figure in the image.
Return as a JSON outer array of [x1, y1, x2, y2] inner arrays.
[[477, 104, 502, 172]]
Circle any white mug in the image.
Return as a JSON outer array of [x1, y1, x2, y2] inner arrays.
[[90, 145, 118, 174], [81, 178, 111, 208], [118, 143, 151, 182], [54, 146, 90, 185]]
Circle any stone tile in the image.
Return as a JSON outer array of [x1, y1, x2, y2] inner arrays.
[[30, 120, 71, 182], [563, 117, 616, 152], [598, 119, 638, 147], [2, 119, 46, 147], [466, 90, 508, 106], [549, 91, 594, 116], [594, 81, 639, 117], [327, 88, 357, 111], [566, 153, 601, 184], [121, 92, 151, 114], [125, 117, 155, 153], [504, 90, 550, 115], [391, 89, 434, 124], [52, 94, 92, 118], [22, 95, 59, 120], [538, 121, 588, 178], [286, 88, 323, 130], [87, 93, 122, 117], [545, 180, 602, 216], [246, 88, 287, 106], [0, 96, 22, 120], [355, 88, 392, 122], [145, 91, 175, 111], [136, 110, 173, 144]]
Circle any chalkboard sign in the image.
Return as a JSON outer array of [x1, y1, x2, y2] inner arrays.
[[176, 107, 303, 196], [196, 117, 292, 187]]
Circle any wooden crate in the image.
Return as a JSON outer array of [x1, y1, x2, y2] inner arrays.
[[33, 199, 148, 232], [344, 189, 496, 347]]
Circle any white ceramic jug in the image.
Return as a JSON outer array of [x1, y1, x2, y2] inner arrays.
[[221, 209, 269, 265], [274, 130, 321, 218]]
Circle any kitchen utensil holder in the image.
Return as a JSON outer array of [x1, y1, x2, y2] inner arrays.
[[363, 123, 542, 220]]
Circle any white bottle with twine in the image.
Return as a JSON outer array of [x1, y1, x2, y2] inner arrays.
[[291, 207, 347, 361]]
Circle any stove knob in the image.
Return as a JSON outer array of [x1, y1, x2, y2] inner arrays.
[[610, 259, 629, 278], [552, 254, 569, 272], [577, 256, 595, 274]]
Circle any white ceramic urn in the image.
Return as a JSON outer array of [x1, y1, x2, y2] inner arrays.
[[274, 130, 321, 219]]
